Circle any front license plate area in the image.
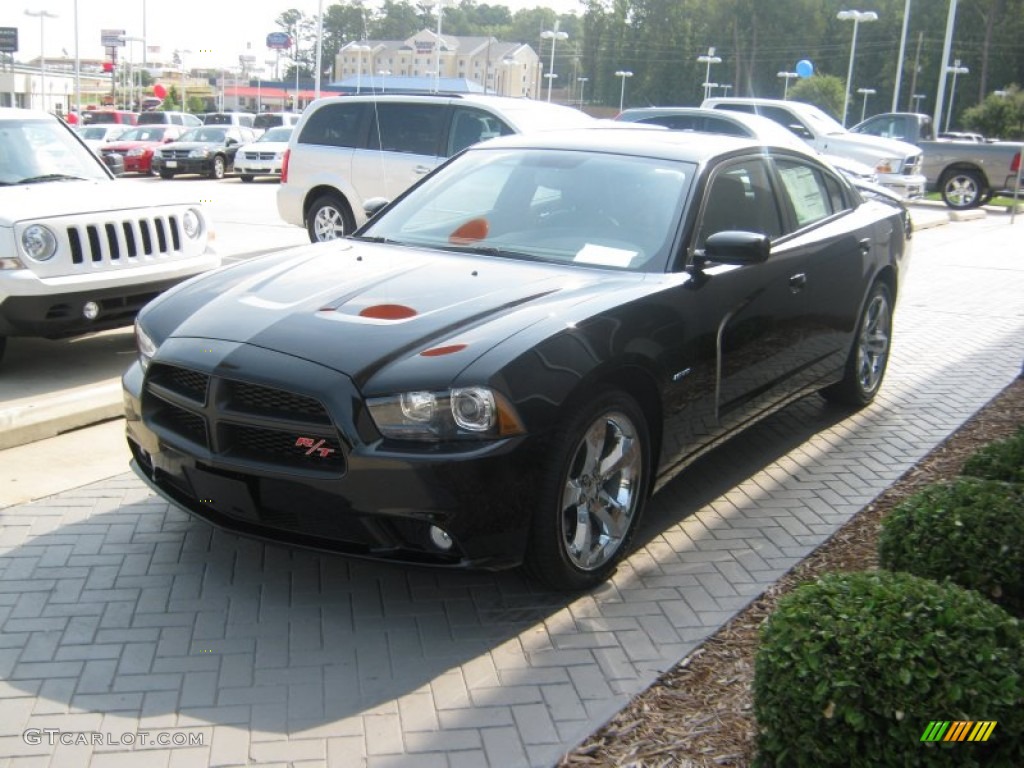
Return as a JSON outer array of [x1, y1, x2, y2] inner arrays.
[[166, 160, 177, 168], [185, 467, 258, 523]]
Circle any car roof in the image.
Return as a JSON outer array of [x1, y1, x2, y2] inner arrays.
[[615, 106, 809, 150], [0, 107, 58, 122], [464, 125, 817, 165]]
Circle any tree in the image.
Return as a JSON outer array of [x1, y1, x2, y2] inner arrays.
[[788, 74, 845, 119]]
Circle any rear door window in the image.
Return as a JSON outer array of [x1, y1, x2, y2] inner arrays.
[[370, 103, 447, 157]]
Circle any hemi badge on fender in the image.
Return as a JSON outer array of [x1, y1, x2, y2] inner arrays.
[[672, 368, 692, 382]]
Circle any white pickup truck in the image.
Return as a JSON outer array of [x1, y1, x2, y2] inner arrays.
[[702, 97, 927, 200], [0, 108, 219, 366]]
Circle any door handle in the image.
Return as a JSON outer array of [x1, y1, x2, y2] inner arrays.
[[859, 237, 872, 255], [789, 272, 807, 292]]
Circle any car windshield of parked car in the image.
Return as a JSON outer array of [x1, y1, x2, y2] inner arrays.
[[178, 127, 228, 143], [117, 126, 169, 142], [799, 104, 847, 136], [359, 147, 693, 272], [259, 126, 293, 143], [0, 118, 110, 185]]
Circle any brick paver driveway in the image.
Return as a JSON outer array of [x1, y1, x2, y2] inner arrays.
[[1, 213, 1021, 767]]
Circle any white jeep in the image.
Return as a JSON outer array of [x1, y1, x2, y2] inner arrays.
[[0, 108, 219, 365]]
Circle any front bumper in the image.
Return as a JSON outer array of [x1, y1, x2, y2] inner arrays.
[[123, 339, 538, 570], [234, 161, 283, 177], [878, 172, 927, 200], [152, 156, 217, 175]]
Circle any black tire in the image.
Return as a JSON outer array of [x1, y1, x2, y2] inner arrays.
[[0, 336, 6, 366], [524, 389, 651, 591], [209, 155, 226, 180], [940, 169, 985, 209], [822, 281, 893, 408], [306, 194, 353, 243], [159, 170, 174, 179], [240, 174, 254, 183]]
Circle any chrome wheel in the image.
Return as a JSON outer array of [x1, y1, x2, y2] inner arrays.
[[941, 170, 982, 209], [559, 409, 643, 572], [307, 195, 350, 242], [855, 292, 891, 396]]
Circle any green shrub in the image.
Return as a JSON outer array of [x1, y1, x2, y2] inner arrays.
[[753, 571, 1023, 768], [962, 426, 1024, 484], [878, 478, 1024, 616]]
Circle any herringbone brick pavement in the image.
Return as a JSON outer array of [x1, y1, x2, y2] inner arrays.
[[1, 215, 1021, 767]]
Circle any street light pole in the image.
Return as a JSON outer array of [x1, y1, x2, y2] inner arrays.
[[124, 36, 146, 111], [697, 47, 721, 102], [577, 75, 587, 107], [615, 70, 632, 112], [540, 22, 568, 103], [892, 0, 912, 112], [350, 43, 370, 95], [314, 0, 324, 99], [944, 60, 969, 132], [25, 9, 58, 112], [777, 71, 798, 100], [933, 0, 960, 136], [837, 10, 879, 127], [857, 87, 876, 122]]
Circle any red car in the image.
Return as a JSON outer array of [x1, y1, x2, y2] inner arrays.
[[101, 125, 185, 175]]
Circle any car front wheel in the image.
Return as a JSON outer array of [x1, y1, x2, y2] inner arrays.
[[209, 155, 226, 180], [159, 170, 174, 179], [306, 194, 352, 242], [525, 389, 651, 591], [940, 169, 985, 209], [822, 281, 893, 407], [240, 174, 254, 183]]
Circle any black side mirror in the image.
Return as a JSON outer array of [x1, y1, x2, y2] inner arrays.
[[363, 197, 390, 219], [696, 231, 770, 266]]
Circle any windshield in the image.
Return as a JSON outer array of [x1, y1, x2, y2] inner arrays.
[[79, 126, 117, 140], [0, 118, 110, 184], [259, 127, 293, 142], [799, 104, 847, 135], [178, 127, 228, 143], [116, 126, 169, 142], [360, 147, 693, 273]]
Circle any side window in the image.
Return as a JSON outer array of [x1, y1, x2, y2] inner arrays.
[[298, 103, 367, 148], [822, 172, 850, 214], [642, 114, 700, 131], [171, 115, 182, 125], [775, 160, 839, 228], [373, 103, 447, 157], [702, 116, 748, 137], [697, 159, 783, 247], [447, 107, 512, 156]]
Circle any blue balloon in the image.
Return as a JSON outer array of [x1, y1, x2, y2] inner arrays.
[[796, 59, 814, 78]]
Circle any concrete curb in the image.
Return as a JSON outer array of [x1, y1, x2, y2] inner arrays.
[[0, 381, 124, 451]]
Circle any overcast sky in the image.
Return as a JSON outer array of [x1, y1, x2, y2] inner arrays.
[[7, 0, 585, 69]]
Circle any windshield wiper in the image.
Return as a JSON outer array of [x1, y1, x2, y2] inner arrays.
[[17, 174, 89, 184], [439, 243, 553, 262]]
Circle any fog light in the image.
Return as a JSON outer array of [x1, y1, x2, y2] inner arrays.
[[429, 525, 453, 551], [83, 301, 100, 320]]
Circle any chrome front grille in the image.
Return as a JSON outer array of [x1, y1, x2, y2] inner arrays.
[[142, 364, 344, 476], [66, 215, 182, 265], [242, 151, 276, 161]]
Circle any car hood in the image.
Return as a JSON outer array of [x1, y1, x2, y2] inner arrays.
[[238, 141, 289, 152], [160, 141, 226, 150], [147, 240, 648, 387], [0, 179, 198, 226], [105, 140, 160, 151], [819, 131, 920, 159]]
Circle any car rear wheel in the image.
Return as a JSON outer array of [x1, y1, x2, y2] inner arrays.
[[209, 155, 226, 180], [240, 174, 254, 183], [940, 169, 985, 209], [822, 281, 893, 407], [524, 389, 651, 591], [306, 194, 353, 243]]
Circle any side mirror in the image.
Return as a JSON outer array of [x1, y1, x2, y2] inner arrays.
[[697, 231, 770, 266], [363, 197, 390, 219]]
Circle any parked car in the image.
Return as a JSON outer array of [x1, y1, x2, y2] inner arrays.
[[137, 111, 203, 128], [615, 107, 879, 185], [277, 93, 596, 242], [253, 112, 302, 132], [702, 97, 927, 199], [76, 124, 128, 150], [203, 112, 257, 131], [0, 108, 218, 366], [100, 125, 187, 175], [233, 126, 293, 182], [151, 125, 257, 179], [81, 109, 138, 126], [850, 111, 1022, 208], [126, 127, 909, 590]]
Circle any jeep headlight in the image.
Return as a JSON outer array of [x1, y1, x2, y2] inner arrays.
[[22, 224, 58, 261], [367, 386, 524, 441], [182, 208, 203, 239]]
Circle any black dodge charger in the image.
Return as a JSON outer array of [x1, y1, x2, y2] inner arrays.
[[123, 128, 911, 590]]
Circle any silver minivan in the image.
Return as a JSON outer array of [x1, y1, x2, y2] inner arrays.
[[277, 94, 595, 242]]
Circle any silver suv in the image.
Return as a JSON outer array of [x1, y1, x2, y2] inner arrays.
[[277, 93, 595, 242]]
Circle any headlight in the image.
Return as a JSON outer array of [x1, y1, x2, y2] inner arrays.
[[127, 148, 144, 157], [189, 148, 209, 158], [182, 208, 203, 239], [874, 158, 900, 174], [367, 386, 524, 441], [134, 319, 158, 371], [22, 225, 58, 261]]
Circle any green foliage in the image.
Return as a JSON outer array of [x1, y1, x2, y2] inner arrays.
[[963, 426, 1024, 484], [787, 75, 846, 119], [753, 571, 1024, 768], [962, 85, 1024, 140], [878, 478, 1024, 616]]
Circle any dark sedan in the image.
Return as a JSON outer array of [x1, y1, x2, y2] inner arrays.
[[151, 125, 255, 179], [123, 129, 910, 591]]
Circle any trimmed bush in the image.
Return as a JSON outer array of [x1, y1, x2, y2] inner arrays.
[[753, 571, 1023, 768], [878, 478, 1024, 616], [962, 426, 1024, 484]]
